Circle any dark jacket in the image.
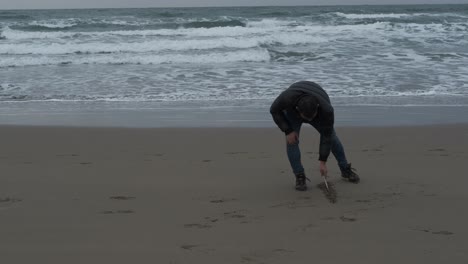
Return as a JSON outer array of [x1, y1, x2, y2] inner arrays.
[[270, 81, 334, 162]]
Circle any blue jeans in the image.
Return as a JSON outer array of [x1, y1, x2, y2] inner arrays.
[[285, 111, 349, 175]]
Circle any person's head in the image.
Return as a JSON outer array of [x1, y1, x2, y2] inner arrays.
[[296, 96, 319, 121]]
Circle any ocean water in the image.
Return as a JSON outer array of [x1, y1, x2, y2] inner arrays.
[[1, 5, 468, 127]]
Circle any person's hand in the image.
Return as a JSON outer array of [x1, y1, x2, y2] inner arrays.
[[286, 131, 299, 145], [319, 161, 328, 177]]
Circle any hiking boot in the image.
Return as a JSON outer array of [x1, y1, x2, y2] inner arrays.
[[295, 173, 309, 191], [341, 163, 360, 183]]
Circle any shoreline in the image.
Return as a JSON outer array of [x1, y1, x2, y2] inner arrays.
[[1, 122, 468, 129], [1, 103, 468, 128]]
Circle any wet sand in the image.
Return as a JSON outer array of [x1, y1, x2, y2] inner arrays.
[[1, 125, 467, 263]]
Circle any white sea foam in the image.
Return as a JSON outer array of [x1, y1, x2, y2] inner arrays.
[[1, 20, 390, 40], [0, 38, 258, 55], [1, 21, 276, 40], [334, 12, 411, 19], [0, 31, 330, 55], [0, 48, 270, 67], [27, 19, 79, 29], [2, 19, 462, 47], [335, 12, 468, 20], [2, 86, 466, 103], [246, 19, 293, 28], [1, 26, 255, 40]]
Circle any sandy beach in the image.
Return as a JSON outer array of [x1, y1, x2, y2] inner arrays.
[[1, 124, 467, 263]]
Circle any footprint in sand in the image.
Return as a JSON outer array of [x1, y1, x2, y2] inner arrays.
[[269, 196, 315, 209], [427, 148, 450, 157], [340, 216, 357, 222], [223, 210, 247, 219], [109, 196, 136, 200], [225, 152, 257, 161], [210, 198, 236, 204], [180, 244, 199, 250], [224, 210, 264, 224], [204, 210, 257, 227], [362, 146, 384, 152], [0, 197, 23, 204], [414, 228, 453, 235], [362, 148, 383, 152], [103, 196, 136, 214], [184, 223, 212, 229], [143, 153, 165, 161], [319, 216, 358, 223], [56, 154, 79, 157], [225, 152, 248, 155], [188, 207, 256, 228], [270, 200, 316, 209], [296, 223, 317, 232], [355, 199, 372, 203], [179, 244, 213, 254], [428, 148, 446, 152], [100, 210, 135, 214], [204, 216, 219, 223], [432, 230, 454, 235]]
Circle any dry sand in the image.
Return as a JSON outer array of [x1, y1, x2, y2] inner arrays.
[[1, 125, 467, 264]]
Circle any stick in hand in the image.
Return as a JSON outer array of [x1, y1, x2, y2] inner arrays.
[[322, 173, 330, 192]]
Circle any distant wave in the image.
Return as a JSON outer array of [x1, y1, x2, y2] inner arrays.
[[258, 11, 292, 17], [334, 12, 412, 19], [0, 49, 271, 67], [334, 11, 468, 20], [0, 32, 329, 55], [0, 13, 31, 20], [10, 24, 74, 32], [268, 50, 333, 62], [4, 49, 464, 68], [7, 18, 247, 33], [4, 19, 465, 42], [9, 23, 149, 32], [0, 20, 284, 40], [181, 19, 246, 28]]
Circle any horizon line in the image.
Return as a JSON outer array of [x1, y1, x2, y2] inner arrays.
[[1, 3, 467, 11]]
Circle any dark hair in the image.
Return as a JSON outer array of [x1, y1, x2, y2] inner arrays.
[[296, 96, 319, 119]]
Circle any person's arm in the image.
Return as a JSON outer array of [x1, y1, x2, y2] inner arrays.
[[318, 125, 333, 162], [270, 91, 295, 135], [318, 109, 334, 176]]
